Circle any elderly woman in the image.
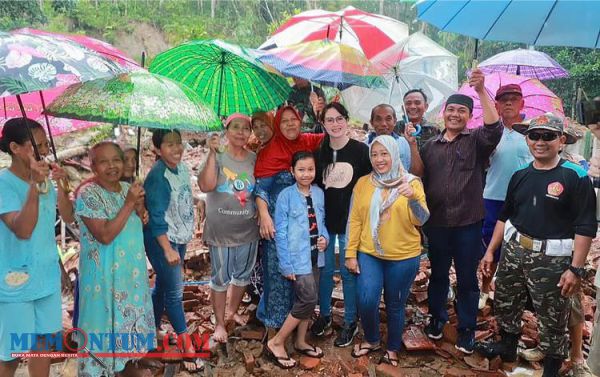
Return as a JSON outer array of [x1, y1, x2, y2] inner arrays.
[[0, 118, 72, 377], [75, 141, 155, 376], [345, 135, 429, 366], [199, 113, 260, 343], [254, 105, 323, 331], [246, 111, 275, 298], [251, 111, 275, 148]]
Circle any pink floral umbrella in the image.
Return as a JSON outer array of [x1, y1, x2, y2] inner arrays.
[[14, 28, 142, 71], [1, 29, 141, 141], [1, 89, 108, 136], [438, 72, 564, 129]]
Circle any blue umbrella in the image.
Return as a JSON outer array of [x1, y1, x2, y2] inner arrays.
[[416, 0, 600, 49]]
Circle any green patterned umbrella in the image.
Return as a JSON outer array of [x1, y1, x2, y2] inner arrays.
[[45, 71, 220, 131], [149, 39, 291, 116]]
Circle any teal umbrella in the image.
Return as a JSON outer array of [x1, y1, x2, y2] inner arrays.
[[45, 71, 220, 131], [149, 39, 291, 116]]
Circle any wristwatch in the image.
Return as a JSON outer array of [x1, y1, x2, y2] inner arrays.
[[568, 265, 586, 279]]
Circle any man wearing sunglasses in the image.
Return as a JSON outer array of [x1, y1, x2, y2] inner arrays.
[[478, 114, 597, 377], [479, 84, 532, 310]]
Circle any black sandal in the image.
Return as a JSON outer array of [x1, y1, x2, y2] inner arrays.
[[264, 344, 297, 369], [294, 344, 324, 358], [351, 342, 381, 358], [379, 351, 399, 367]]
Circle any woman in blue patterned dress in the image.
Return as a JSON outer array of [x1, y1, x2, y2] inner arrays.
[[75, 141, 155, 376], [253, 106, 323, 329]]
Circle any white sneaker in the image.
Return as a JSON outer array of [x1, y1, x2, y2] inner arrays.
[[478, 292, 489, 310], [571, 361, 593, 377], [518, 347, 544, 362], [447, 287, 455, 303]]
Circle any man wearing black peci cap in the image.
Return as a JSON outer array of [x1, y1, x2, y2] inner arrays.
[[477, 113, 597, 377], [420, 69, 502, 354]]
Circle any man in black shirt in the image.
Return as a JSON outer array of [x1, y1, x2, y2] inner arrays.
[[395, 88, 440, 150], [477, 114, 597, 377], [287, 77, 325, 133]]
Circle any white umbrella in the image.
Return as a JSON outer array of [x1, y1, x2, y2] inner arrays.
[[342, 71, 456, 123], [342, 32, 458, 123]]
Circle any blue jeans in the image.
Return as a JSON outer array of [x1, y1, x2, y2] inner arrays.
[[357, 253, 419, 352], [318, 233, 357, 325], [425, 222, 482, 332], [482, 199, 504, 262], [145, 237, 187, 334]]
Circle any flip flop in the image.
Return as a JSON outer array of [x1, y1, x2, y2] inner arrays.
[[294, 344, 324, 358], [181, 358, 204, 374], [264, 344, 297, 369], [379, 351, 399, 367], [351, 342, 381, 358]]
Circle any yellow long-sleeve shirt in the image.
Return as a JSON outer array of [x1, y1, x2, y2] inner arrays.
[[346, 174, 428, 261]]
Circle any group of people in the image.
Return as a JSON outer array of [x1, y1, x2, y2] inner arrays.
[[0, 68, 598, 377]]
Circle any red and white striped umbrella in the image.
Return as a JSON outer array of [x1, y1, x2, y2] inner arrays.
[[259, 6, 408, 60]]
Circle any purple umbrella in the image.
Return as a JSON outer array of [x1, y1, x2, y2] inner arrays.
[[475, 48, 569, 80]]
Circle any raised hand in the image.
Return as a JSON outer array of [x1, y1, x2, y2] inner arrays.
[[126, 181, 145, 206], [469, 68, 486, 93], [29, 155, 50, 184], [404, 122, 418, 145], [208, 133, 221, 154], [397, 176, 415, 199], [50, 163, 71, 192]]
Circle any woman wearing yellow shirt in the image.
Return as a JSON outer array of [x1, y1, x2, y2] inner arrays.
[[346, 135, 429, 366]]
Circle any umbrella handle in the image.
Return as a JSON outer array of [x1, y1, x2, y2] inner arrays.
[[16, 95, 41, 161], [411, 124, 422, 137], [39, 91, 58, 161]]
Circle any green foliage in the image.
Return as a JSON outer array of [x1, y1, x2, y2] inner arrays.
[[162, 17, 207, 46], [0, 0, 47, 30], [88, 124, 115, 145]]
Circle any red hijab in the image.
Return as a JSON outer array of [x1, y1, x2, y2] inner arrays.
[[254, 105, 324, 178]]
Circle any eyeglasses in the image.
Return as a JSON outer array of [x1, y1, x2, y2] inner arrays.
[[324, 116, 346, 124], [527, 131, 560, 141]]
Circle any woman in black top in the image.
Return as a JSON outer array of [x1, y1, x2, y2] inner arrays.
[[311, 102, 372, 347]]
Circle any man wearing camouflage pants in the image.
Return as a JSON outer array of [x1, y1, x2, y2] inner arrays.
[[477, 114, 597, 377]]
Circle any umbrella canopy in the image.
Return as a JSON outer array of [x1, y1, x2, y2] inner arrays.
[[342, 71, 456, 123], [342, 32, 457, 122], [439, 72, 564, 129], [149, 39, 291, 116], [1, 29, 140, 138], [260, 6, 409, 59], [1, 92, 103, 137], [475, 48, 569, 80], [416, 0, 600, 48], [373, 32, 458, 90], [46, 72, 220, 131], [0, 32, 124, 97], [255, 40, 386, 90], [14, 28, 142, 71]]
